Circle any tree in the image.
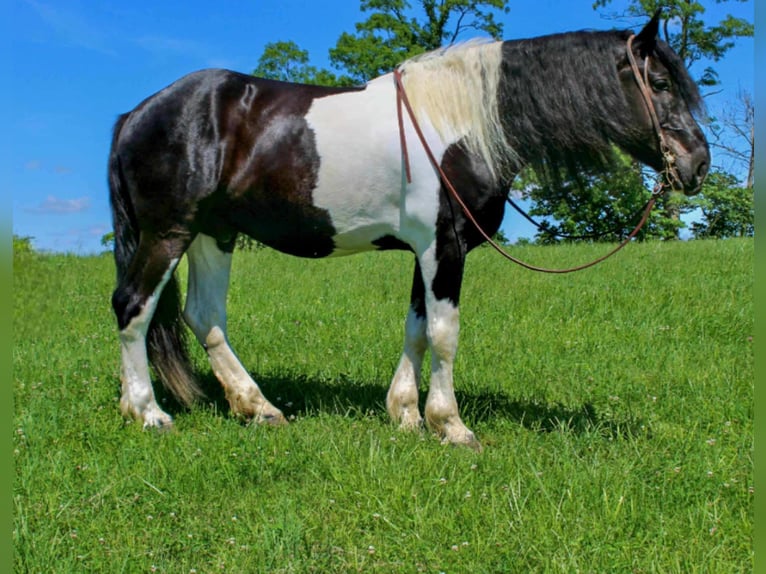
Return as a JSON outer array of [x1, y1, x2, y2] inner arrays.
[[253, 1, 509, 87], [593, 0, 753, 87], [329, 0, 508, 83], [689, 169, 753, 238], [100, 231, 114, 249], [13, 235, 35, 255], [708, 89, 754, 189], [253, 41, 347, 86], [518, 152, 683, 244]]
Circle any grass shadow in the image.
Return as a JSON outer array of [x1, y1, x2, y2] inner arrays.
[[457, 390, 647, 439], [157, 371, 388, 421], [157, 369, 646, 440]]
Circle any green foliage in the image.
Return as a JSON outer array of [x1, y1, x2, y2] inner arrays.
[[491, 228, 509, 245], [253, 1, 510, 90], [13, 241, 753, 572], [689, 169, 754, 238], [234, 234, 266, 252], [12, 235, 35, 255], [518, 153, 687, 243], [100, 231, 115, 249], [329, 0, 509, 83], [592, 0, 753, 86], [253, 41, 352, 86]]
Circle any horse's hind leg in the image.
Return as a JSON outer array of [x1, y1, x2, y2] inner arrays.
[[387, 259, 427, 429], [183, 234, 286, 425], [113, 234, 186, 429]]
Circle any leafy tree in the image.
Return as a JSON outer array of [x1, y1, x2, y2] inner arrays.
[[708, 89, 754, 189], [100, 231, 114, 249], [253, 41, 348, 86], [253, 1, 509, 87], [518, 152, 683, 244], [13, 235, 35, 255], [329, 0, 508, 83], [593, 0, 754, 87], [689, 169, 753, 238]]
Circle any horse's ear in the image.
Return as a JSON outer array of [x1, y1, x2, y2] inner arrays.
[[633, 8, 662, 57]]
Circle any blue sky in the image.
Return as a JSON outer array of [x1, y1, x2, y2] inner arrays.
[[4, 0, 754, 254]]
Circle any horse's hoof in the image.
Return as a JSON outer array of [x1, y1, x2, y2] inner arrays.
[[248, 410, 287, 427], [395, 411, 424, 432], [255, 410, 288, 427], [141, 414, 175, 432], [441, 429, 483, 452]]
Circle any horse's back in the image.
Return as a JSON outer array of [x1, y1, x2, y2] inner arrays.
[[110, 69, 397, 255]]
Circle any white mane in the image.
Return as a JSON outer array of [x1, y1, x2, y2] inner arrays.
[[397, 39, 517, 180]]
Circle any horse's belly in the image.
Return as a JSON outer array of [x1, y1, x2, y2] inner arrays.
[[306, 79, 443, 256], [312, 172, 401, 255]]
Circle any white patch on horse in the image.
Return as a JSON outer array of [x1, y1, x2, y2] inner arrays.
[[306, 74, 448, 255], [119, 258, 179, 428], [183, 234, 285, 424]]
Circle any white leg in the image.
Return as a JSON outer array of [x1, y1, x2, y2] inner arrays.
[[418, 248, 481, 450], [422, 299, 480, 448], [386, 306, 427, 429], [183, 234, 285, 425], [119, 260, 178, 429]]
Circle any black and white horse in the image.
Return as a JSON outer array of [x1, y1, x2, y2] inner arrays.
[[108, 13, 709, 449]]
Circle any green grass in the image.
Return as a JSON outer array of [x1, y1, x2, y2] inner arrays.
[[14, 239, 752, 572]]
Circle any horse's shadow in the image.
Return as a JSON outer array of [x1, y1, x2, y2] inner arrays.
[[159, 371, 645, 439]]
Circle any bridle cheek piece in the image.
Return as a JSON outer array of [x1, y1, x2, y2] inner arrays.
[[625, 34, 684, 195]]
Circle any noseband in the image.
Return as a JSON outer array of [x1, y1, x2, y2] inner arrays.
[[625, 34, 683, 194], [393, 36, 681, 273]]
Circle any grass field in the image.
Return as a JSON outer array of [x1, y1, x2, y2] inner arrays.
[[14, 238, 752, 573]]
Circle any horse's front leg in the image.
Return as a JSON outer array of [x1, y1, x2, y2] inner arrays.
[[420, 246, 481, 451], [387, 260, 427, 429]]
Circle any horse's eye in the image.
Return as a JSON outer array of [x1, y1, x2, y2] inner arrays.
[[652, 79, 671, 92]]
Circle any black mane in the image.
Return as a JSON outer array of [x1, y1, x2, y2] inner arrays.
[[497, 28, 704, 186]]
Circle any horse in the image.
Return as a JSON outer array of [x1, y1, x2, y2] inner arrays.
[[108, 12, 709, 450]]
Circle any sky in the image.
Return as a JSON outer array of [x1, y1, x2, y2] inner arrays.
[[3, 0, 754, 254]]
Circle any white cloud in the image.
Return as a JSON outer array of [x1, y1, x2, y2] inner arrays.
[[132, 35, 234, 69], [26, 195, 91, 214], [25, 0, 116, 56]]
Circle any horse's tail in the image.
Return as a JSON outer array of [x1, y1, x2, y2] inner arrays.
[[108, 113, 204, 408]]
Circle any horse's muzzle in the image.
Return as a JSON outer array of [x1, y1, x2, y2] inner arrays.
[[673, 142, 710, 196]]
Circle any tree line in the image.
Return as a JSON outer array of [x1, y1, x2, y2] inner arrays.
[[249, 0, 753, 245]]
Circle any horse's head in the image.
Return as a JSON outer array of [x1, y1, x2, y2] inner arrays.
[[619, 11, 710, 195]]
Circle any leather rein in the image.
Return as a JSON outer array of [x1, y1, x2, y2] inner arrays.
[[394, 35, 681, 274]]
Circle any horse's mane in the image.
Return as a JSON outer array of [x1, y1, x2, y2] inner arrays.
[[397, 39, 513, 180], [396, 29, 705, 186]]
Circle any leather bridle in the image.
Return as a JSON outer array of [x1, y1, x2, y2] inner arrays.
[[625, 34, 684, 194], [393, 36, 680, 274]]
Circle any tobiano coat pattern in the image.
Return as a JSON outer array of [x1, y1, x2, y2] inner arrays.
[[108, 13, 709, 449]]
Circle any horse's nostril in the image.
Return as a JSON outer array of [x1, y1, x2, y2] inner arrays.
[[697, 161, 709, 178]]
